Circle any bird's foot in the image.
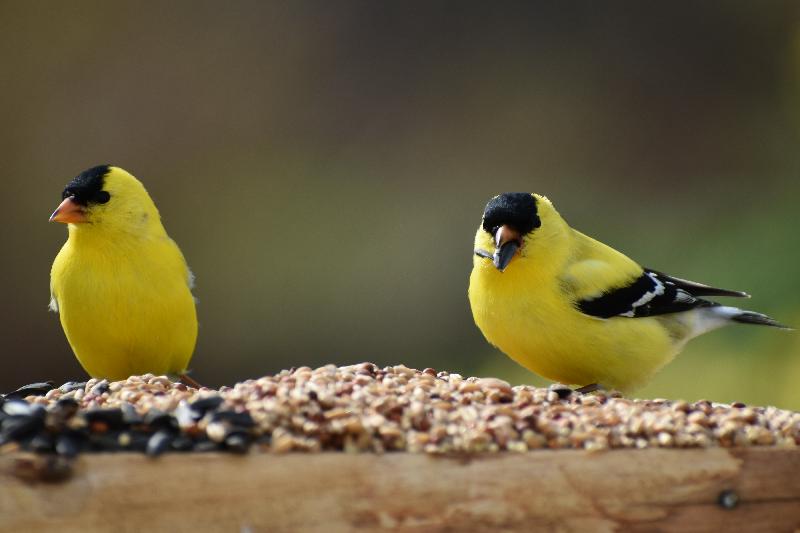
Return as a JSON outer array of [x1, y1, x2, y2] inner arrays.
[[178, 373, 203, 389], [574, 383, 606, 395]]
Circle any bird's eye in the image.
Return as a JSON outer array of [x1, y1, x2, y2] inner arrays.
[[491, 225, 500, 235], [94, 191, 111, 204]]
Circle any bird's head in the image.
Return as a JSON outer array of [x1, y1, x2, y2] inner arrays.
[[50, 165, 162, 235], [473, 192, 567, 272]]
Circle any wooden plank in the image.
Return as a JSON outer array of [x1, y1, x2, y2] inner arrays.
[[1, 449, 798, 532]]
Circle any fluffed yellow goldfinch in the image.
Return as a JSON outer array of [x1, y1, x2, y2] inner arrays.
[[468, 192, 788, 392], [49, 165, 198, 382]]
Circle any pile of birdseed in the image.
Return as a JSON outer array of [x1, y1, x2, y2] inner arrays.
[[1, 363, 798, 458]]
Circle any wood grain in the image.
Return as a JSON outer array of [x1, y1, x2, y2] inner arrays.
[[1, 448, 798, 532]]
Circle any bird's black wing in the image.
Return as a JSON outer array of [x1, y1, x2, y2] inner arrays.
[[575, 269, 741, 319], [644, 269, 749, 298]]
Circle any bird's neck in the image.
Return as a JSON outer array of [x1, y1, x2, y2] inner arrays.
[[67, 221, 166, 249]]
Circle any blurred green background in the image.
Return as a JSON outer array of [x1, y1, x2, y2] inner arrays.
[[2, 2, 798, 409]]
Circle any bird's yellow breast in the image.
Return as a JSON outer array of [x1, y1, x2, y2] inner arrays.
[[468, 256, 679, 392], [51, 232, 197, 380]]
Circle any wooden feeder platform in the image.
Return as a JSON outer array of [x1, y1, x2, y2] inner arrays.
[[2, 448, 799, 532]]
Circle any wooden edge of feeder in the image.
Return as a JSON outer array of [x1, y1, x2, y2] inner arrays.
[[1, 448, 799, 532]]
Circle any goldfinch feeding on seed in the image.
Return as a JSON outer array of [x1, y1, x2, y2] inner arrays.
[[49, 165, 198, 382], [468, 193, 789, 392]]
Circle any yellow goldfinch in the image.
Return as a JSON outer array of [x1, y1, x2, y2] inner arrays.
[[468, 193, 788, 392], [49, 165, 198, 382]]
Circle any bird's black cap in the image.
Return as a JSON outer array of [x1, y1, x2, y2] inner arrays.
[[482, 193, 540, 235], [63, 165, 112, 206]]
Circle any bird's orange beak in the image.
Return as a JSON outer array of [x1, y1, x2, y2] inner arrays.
[[49, 197, 87, 224], [493, 225, 522, 271]]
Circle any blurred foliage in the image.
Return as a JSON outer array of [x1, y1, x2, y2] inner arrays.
[[1, 1, 798, 409]]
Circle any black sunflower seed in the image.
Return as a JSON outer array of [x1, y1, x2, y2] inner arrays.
[[548, 384, 573, 400], [143, 409, 177, 430], [89, 380, 110, 395], [3, 400, 36, 417], [212, 410, 255, 428], [170, 435, 194, 451], [58, 382, 87, 394], [224, 432, 251, 454], [120, 403, 143, 425], [83, 408, 125, 429], [189, 395, 224, 414], [5, 382, 55, 399], [2, 415, 44, 441], [146, 430, 174, 457]]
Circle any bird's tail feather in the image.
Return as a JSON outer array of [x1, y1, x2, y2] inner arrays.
[[730, 311, 792, 330], [712, 305, 791, 330], [691, 305, 792, 337]]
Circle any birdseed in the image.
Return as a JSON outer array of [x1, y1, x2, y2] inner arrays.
[[1, 363, 798, 459]]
